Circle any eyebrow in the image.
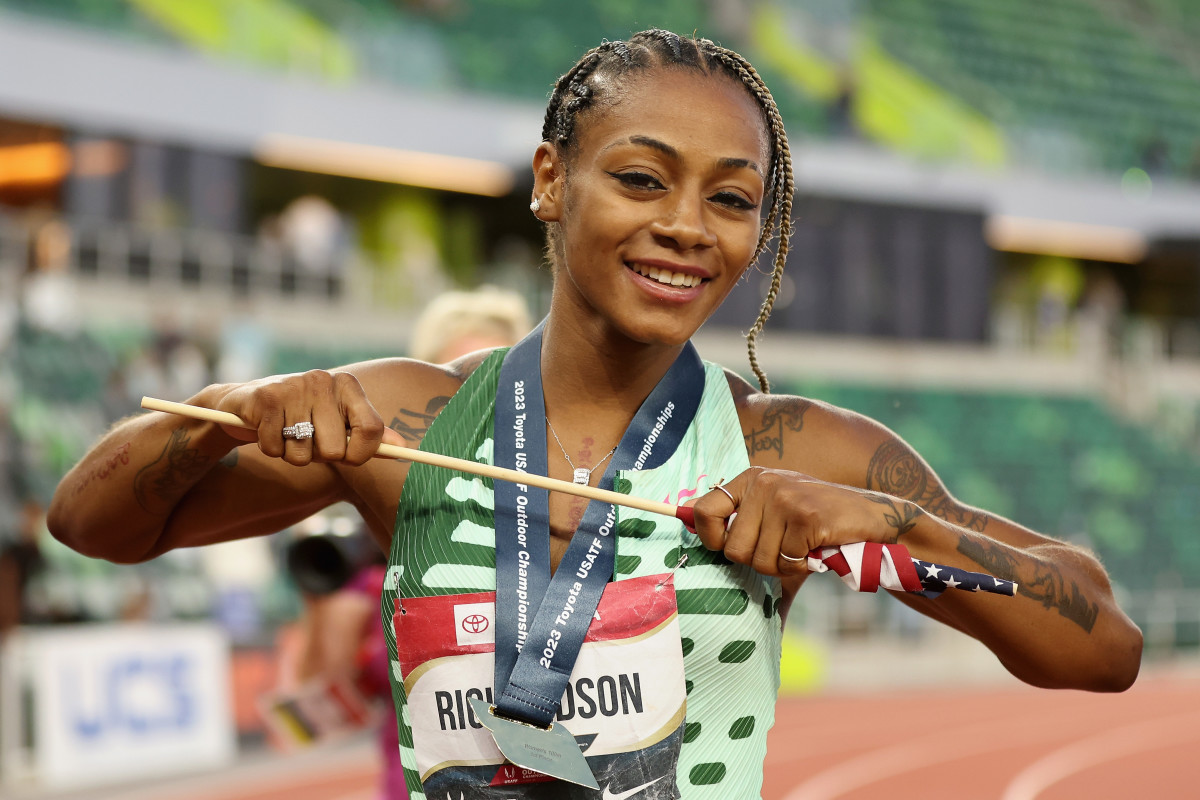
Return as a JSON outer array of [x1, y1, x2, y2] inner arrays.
[[617, 135, 762, 175]]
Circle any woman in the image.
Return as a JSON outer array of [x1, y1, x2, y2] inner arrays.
[[49, 30, 1141, 800]]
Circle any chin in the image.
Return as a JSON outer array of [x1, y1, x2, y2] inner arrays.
[[615, 310, 705, 348]]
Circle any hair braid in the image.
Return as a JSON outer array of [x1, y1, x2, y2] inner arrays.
[[708, 48, 795, 392], [541, 46, 606, 146], [540, 30, 796, 392]]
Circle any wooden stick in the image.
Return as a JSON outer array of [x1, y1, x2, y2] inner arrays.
[[140, 396, 691, 526], [140, 398, 1016, 597]]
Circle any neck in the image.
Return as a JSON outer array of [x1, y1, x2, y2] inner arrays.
[[538, 312, 686, 423]]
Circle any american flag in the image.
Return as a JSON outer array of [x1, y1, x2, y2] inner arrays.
[[807, 542, 1018, 598]]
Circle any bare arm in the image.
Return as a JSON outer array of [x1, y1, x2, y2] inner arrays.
[[691, 376, 1142, 692], [47, 360, 436, 564]]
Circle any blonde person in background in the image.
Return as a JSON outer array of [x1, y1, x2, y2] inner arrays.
[[409, 285, 534, 363], [284, 286, 532, 799]]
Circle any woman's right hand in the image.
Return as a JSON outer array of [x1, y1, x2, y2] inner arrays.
[[214, 369, 406, 467]]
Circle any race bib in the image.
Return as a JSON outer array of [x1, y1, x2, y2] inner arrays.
[[393, 574, 687, 799]]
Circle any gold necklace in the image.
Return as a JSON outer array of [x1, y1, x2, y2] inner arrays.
[[546, 420, 618, 486]]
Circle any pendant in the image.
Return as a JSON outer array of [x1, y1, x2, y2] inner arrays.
[[572, 468, 591, 485]]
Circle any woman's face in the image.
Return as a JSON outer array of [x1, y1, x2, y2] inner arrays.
[[535, 67, 771, 347]]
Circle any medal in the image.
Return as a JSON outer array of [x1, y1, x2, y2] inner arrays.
[[469, 698, 599, 789]]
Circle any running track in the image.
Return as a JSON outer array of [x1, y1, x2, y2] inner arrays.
[[33, 669, 1199, 800]]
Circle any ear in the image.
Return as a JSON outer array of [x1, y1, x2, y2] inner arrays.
[[530, 142, 565, 222]]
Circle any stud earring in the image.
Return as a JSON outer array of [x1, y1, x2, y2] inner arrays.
[[529, 197, 541, 213]]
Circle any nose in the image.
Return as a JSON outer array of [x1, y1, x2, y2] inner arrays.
[[649, 190, 718, 251]]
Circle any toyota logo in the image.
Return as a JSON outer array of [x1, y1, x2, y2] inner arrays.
[[461, 614, 489, 634]]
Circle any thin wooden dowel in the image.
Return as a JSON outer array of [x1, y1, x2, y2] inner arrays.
[[140, 396, 681, 521]]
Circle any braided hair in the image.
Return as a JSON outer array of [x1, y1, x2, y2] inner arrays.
[[540, 29, 794, 392]]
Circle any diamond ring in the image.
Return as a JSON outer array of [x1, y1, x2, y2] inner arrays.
[[282, 421, 315, 441]]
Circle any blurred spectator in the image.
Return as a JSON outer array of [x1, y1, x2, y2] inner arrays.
[[217, 301, 271, 384], [828, 70, 859, 140], [124, 317, 213, 408], [1139, 132, 1171, 176], [1077, 270, 1127, 359], [0, 499, 47, 637], [1030, 255, 1085, 352], [278, 195, 349, 297], [408, 285, 533, 362], [21, 217, 78, 335]]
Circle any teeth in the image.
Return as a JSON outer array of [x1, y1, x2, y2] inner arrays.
[[630, 263, 701, 288]]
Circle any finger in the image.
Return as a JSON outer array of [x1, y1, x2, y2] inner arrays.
[[751, 505, 788, 577], [256, 402, 286, 458], [341, 387, 386, 466], [312, 401, 349, 463], [281, 412, 315, 466], [776, 520, 812, 576], [381, 426, 405, 447], [690, 481, 737, 550], [721, 474, 766, 567]]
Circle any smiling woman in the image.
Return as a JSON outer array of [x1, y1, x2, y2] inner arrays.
[[533, 69, 770, 360], [49, 28, 1140, 800], [535, 31, 794, 393]]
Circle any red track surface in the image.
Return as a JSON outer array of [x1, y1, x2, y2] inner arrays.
[[763, 672, 1200, 800], [48, 670, 1198, 800]]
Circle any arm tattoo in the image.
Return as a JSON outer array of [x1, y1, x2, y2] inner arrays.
[[745, 398, 812, 460], [957, 536, 1099, 633], [133, 428, 214, 515], [388, 396, 451, 443], [866, 440, 990, 532], [70, 442, 131, 498], [866, 493, 925, 541]]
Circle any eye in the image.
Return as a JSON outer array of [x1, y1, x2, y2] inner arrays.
[[608, 171, 664, 191], [711, 191, 759, 211]]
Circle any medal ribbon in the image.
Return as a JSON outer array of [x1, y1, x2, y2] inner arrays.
[[492, 324, 704, 727]]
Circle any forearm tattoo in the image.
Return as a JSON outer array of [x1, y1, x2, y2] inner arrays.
[[866, 493, 925, 541], [868, 440, 1098, 633], [957, 536, 1099, 633], [388, 396, 451, 443], [745, 398, 812, 460], [70, 442, 131, 498], [133, 428, 214, 515], [866, 440, 990, 532]]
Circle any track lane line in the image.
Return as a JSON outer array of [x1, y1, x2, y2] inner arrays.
[[999, 710, 1200, 800], [778, 715, 1076, 800]]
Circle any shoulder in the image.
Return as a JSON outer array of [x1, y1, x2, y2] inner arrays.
[[336, 349, 502, 444], [722, 369, 989, 529], [721, 368, 895, 488]]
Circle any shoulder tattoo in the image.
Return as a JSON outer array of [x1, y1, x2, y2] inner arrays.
[[866, 439, 989, 532], [389, 396, 452, 443], [745, 397, 813, 461]]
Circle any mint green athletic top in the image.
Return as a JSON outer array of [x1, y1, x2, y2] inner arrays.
[[382, 349, 784, 799]]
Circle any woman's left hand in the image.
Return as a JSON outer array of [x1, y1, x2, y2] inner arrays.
[[688, 467, 923, 578]]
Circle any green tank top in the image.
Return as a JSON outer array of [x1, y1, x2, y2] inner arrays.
[[382, 349, 783, 799]]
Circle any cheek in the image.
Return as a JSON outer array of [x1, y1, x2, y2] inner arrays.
[[725, 225, 763, 272]]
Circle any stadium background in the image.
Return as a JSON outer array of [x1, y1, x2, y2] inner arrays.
[[0, 0, 1198, 797]]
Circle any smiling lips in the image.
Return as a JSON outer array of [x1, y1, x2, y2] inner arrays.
[[627, 261, 705, 289]]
